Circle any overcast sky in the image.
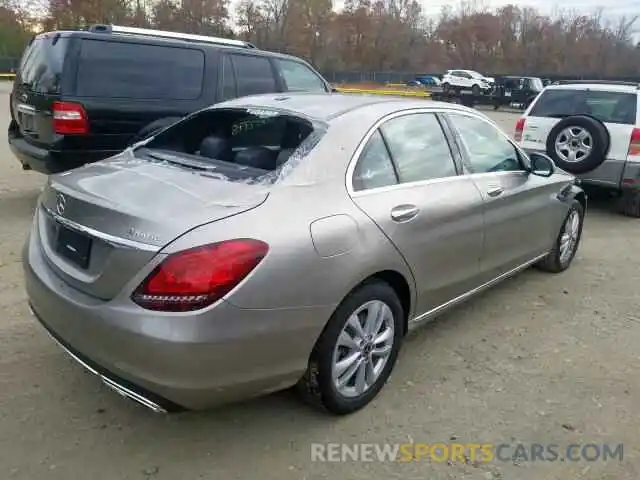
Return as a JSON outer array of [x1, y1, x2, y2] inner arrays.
[[326, 0, 640, 40], [332, 0, 640, 16]]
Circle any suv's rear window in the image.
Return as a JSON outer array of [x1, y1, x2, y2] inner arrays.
[[529, 88, 637, 125], [18, 35, 69, 94], [76, 39, 204, 100]]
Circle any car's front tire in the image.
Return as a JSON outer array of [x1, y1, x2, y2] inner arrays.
[[536, 199, 585, 273], [298, 280, 404, 415]]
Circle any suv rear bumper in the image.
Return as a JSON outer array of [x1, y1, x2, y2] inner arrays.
[[8, 127, 120, 174], [523, 147, 640, 190]]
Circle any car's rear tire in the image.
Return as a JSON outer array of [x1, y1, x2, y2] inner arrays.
[[535, 199, 584, 273], [297, 280, 404, 415], [618, 189, 640, 218], [545, 115, 609, 175], [128, 117, 183, 146]]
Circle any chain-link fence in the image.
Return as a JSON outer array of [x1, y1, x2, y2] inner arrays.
[[2, 56, 639, 83]]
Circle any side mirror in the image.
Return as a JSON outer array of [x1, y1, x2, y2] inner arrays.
[[529, 152, 555, 177]]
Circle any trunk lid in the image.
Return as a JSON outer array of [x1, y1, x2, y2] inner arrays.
[[37, 152, 269, 300]]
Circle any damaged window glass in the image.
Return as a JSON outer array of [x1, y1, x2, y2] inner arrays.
[[135, 107, 325, 184]]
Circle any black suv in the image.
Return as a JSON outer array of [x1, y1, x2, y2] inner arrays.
[[8, 24, 333, 174], [491, 76, 544, 110]]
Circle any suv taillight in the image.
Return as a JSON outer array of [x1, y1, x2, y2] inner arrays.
[[132, 239, 269, 312], [514, 118, 525, 142], [53, 101, 88, 135], [628, 128, 640, 156]]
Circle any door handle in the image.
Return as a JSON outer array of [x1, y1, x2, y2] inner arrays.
[[486, 185, 504, 197], [391, 204, 419, 222]]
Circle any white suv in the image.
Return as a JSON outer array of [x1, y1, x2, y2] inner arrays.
[[514, 81, 640, 217], [441, 70, 495, 95]]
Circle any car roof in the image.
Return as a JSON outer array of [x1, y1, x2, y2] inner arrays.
[[214, 92, 479, 122], [36, 30, 308, 62], [544, 83, 639, 94]]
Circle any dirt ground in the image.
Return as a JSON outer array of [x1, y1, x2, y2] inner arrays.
[[1, 82, 639, 480]]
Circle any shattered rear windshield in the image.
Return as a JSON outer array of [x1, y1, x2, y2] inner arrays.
[[135, 107, 326, 185]]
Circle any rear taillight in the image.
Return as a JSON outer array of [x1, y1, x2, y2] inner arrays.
[[132, 239, 269, 312], [514, 118, 525, 142], [53, 101, 88, 135], [628, 128, 640, 156]]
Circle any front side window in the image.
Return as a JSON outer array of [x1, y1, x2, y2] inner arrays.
[[448, 114, 523, 173], [380, 113, 457, 183], [276, 59, 327, 92]]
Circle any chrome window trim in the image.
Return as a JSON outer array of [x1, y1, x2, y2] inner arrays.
[[41, 204, 160, 252], [346, 106, 524, 197]]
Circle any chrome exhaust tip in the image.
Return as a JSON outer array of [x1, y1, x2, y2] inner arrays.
[[36, 314, 168, 414]]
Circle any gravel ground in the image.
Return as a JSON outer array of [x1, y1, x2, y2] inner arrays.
[[1, 82, 638, 480]]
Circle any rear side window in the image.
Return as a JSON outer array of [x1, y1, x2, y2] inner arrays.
[[230, 54, 277, 97], [529, 89, 637, 125], [18, 35, 69, 94], [76, 39, 204, 100], [380, 113, 457, 183], [352, 130, 398, 191], [276, 59, 326, 92]]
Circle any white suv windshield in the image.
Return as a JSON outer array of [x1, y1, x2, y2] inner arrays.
[[529, 89, 637, 125]]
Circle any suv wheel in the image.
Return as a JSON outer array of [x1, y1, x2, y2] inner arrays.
[[545, 115, 609, 174], [471, 84, 480, 95]]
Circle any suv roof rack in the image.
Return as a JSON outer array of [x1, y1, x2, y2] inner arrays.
[[552, 79, 640, 89], [88, 24, 257, 49]]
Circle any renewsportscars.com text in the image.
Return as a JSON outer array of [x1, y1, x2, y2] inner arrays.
[[310, 442, 624, 463]]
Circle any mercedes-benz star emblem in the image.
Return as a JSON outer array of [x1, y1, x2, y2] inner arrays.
[[20, 93, 27, 102], [55, 193, 67, 215]]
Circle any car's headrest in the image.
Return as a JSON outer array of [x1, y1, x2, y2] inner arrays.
[[234, 147, 277, 171], [199, 136, 230, 160]]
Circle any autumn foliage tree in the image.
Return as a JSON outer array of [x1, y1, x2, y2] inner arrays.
[[1, 0, 639, 77]]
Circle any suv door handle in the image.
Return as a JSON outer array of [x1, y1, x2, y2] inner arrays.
[[391, 204, 419, 222], [486, 185, 504, 197]]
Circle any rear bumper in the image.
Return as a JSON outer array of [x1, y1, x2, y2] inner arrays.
[[8, 130, 119, 174], [522, 147, 638, 190], [22, 228, 333, 411]]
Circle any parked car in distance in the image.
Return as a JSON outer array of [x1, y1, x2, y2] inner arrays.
[[441, 69, 495, 95], [514, 80, 640, 217], [407, 75, 441, 87], [8, 24, 332, 175], [24, 94, 586, 415], [491, 76, 544, 110]]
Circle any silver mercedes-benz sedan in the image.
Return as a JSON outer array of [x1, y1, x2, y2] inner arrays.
[[23, 93, 586, 415]]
